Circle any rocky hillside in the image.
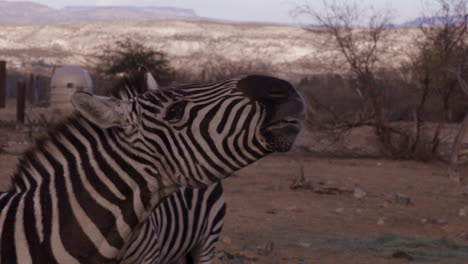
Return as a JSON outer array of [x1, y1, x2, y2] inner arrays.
[[0, 20, 418, 82], [0, 1, 198, 25]]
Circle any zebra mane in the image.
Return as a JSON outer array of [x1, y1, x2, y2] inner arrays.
[[9, 113, 94, 191], [109, 69, 156, 99], [8, 70, 151, 192]]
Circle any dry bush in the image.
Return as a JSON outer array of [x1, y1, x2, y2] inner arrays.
[[299, 71, 419, 125]]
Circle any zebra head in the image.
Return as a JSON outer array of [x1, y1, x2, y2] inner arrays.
[[71, 74, 305, 187]]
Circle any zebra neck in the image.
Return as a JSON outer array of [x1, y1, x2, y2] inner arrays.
[[0, 115, 178, 262]]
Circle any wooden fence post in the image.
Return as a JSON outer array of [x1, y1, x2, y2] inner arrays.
[[28, 73, 35, 104], [0, 61, 6, 108], [17, 81, 25, 123]]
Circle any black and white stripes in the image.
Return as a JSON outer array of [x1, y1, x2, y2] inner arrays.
[[113, 70, 227, 264], [0, 72, 305, 263], [119, 182, 225, 264]]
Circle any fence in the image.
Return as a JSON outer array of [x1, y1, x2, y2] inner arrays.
[[0, 61, 127, 124], [4, 71, 51, 107]]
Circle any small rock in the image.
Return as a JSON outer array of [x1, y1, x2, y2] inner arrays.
[[395, 193, 412, 206], [222, 236, 232, 245], [391, 251, 414, 261], [335, 207, 344, 213], [380, 201, 391, 208], [241, 243, 255, 251], [456, 232, 468, 241], [232, 257, 246, 264], [436, 218, 448, 225], [257, 242, 275, 256], [459, 207, 467, 217], [463, 185, 468, 195], [353, 188, 367, 199], [266, 209, 278, 215], [215, 251, 225, 259], [299, 242, 310, 248], [215, 250, 235, 260], [377, 217, 386, 225], [421, 218, 428, 224]]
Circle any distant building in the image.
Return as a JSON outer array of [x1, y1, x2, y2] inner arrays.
[[50, 65, 93, 110]]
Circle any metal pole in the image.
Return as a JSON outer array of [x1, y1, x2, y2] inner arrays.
[[0, 61, 6, 108], [17, 81, 25, 123]]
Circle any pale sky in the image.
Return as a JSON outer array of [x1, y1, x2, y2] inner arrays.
[[4, 0, 430, 24]]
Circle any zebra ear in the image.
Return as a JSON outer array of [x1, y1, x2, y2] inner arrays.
[[145, 71, 159, 91], [71, 92, 132, 128]]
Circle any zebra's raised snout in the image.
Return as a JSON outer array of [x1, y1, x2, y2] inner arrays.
[[237, 75, 306, 152]]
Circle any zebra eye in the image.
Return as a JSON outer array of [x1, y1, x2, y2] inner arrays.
[[164, 101, 187, 123]]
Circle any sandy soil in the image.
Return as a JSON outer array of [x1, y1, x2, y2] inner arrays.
[[214, 153, 468, 264], [1, 132, 468, 264]]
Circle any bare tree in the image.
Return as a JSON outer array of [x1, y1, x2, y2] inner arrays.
[[409, 0, 468, 162], [294, 0, 414, 158], [448, 47, 468, 182]]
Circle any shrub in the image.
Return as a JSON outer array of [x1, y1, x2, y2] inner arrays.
[[95, 38, 175, 85]]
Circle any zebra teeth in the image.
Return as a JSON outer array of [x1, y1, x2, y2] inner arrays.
[[263, 119, 301, 131]]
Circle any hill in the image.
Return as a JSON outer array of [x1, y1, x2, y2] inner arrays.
[[0, 1, 65, 24], [0, 20, 417, 81], [0, 1, 198, 25]]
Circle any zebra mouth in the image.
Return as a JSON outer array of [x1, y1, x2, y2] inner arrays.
[[262, 119, 302, 152], [262, 119, 301, 131]]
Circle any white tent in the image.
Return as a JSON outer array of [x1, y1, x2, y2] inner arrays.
[[50, 65, 93, 109]]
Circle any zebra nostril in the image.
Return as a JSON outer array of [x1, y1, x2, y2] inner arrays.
[[268, 86, 289, 99]]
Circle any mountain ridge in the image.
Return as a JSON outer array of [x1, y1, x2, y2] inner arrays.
[[0, 1, 198, 24], [0, 0, 430, 27]]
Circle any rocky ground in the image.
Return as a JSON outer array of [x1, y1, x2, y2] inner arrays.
[[1, 124, 468, 263]]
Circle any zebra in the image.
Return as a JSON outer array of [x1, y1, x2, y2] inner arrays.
[[119, 183, 225, 264], [0, 72, 305, 263], [110, 69, 227, 264]]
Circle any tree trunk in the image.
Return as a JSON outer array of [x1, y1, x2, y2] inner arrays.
[[448, 113, 468, 183]]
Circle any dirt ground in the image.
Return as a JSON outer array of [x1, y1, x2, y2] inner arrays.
[[214, 152, 468, 264], [1, 130, 468, 264]]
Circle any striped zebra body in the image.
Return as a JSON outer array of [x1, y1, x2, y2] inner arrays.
[[113, 70, 227, 264], [120, 183, 225, 264], [0, 73, 305, 263]]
